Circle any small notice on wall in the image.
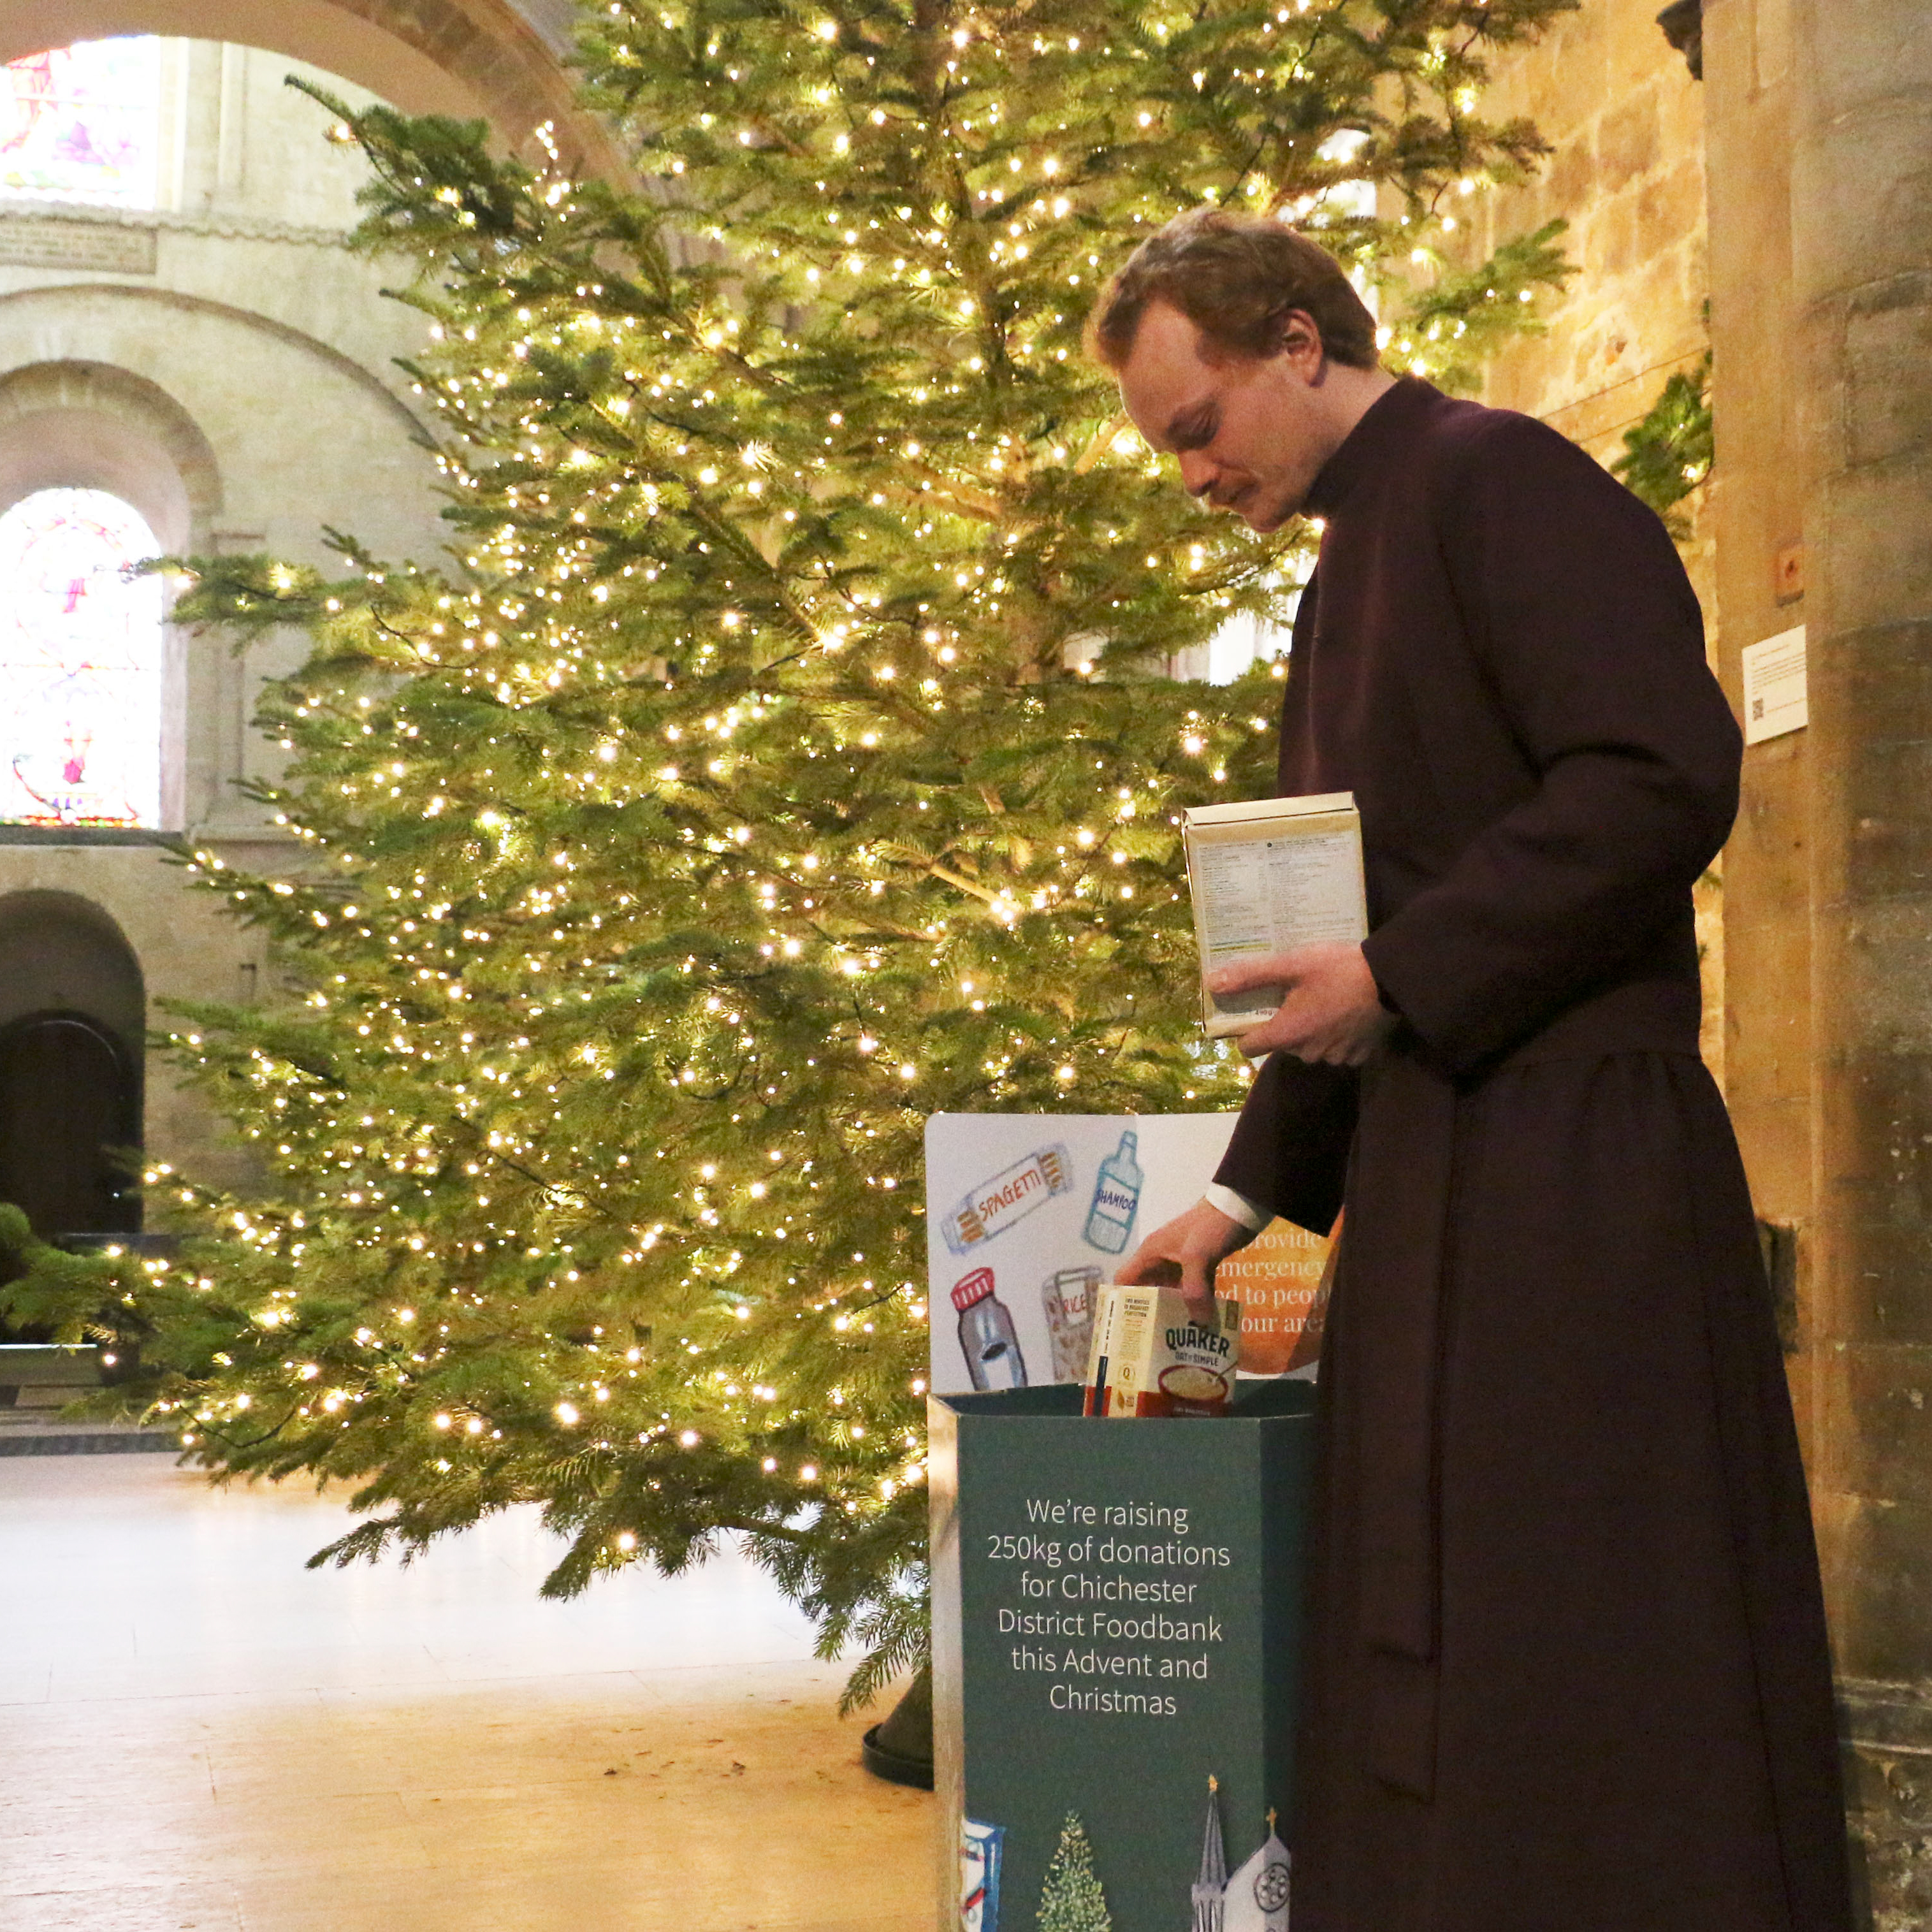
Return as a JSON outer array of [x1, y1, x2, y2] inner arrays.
[[1742, 624, 1808, 746], [0, 214, 157, 275]]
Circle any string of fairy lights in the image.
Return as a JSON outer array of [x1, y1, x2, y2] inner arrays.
[[92, 0, 1560, 1654]]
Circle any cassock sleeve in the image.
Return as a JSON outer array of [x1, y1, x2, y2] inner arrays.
[[1358, 410, 1739, 1075], [1211, 1054, 1358, 1235]]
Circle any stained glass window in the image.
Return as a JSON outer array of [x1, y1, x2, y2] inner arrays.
[[0, 489, 164, 827], [1, 38, 161, 209]]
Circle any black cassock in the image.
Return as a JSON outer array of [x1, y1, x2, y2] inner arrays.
[[1214, 378, 1853, 1931]]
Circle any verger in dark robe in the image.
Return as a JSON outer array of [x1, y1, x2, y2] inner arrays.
[[1212, 376, 1854, 1931]]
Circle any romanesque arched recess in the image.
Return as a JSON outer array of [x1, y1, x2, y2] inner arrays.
[[0, 286, 425, 444], [0, 890, 144, 1061], [0, 0, 624, 178], [0, 890, 147, 1238], [0, 361, 222, 831], [0, 360, 221, 554]]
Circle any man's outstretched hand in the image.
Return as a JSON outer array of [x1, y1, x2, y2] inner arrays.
[[1211, 940, 1396, 1064], [1115, 1199, 1254, 1326]]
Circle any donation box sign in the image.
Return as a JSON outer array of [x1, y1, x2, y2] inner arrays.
[[926, 1113, 1333, 1393], [930, 1382, 1316, 1932]]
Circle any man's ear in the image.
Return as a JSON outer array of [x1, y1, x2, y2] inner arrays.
[[1276, 307, 1326, 373]]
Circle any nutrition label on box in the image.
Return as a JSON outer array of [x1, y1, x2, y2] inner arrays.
[[1193, 829, 1365, 959]]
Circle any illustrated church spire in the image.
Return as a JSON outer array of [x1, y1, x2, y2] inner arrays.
[[1191, 1775, 1228, 1932], [1223, 1808, 1292, 1932]]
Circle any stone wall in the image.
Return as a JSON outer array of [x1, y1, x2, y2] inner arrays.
[[0, 40, 447, 1182], [1484, 2, 1932, 1921], [1462, 2, 1720, 1070], [1470, 6, 1710, 471], [1708, 0, 1932, 1920]]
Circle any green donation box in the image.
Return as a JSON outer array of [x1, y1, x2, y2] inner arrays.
[[930, 1381, 1317, 1932]]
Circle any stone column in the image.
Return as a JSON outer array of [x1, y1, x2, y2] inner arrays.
[[1711, 0, 1932, 1919], [1704, 0, 1812, 1441], [1788, 0, 1932, 1921]]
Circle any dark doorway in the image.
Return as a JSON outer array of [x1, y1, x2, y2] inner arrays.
[[0, 1010, 142, 1238]]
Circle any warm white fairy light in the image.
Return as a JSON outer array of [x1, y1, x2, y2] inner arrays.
[[93, 0, 1542, 1691]]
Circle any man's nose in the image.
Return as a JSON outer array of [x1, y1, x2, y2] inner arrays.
[[1177, 450, 1217, 498]]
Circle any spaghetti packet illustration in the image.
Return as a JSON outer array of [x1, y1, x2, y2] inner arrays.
[[941, 1143, 1071, 1256]]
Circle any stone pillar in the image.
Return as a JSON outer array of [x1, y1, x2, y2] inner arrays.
[[1794, 2, 1932, 1921], [1704, 0, 1812, 1437], [1712, 0, 1932, 1921]]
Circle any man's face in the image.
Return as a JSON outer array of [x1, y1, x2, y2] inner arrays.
[[1116, 300, 1338, 534]]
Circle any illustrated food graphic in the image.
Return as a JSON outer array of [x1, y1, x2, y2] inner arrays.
[[1082, 1131, 1144, 1254], [953, 1268, 1028, 1391], [1042, 1265, 1101, 1383], [943, 1144, 1071, 1256], [961, 1816, 1005, 1932]]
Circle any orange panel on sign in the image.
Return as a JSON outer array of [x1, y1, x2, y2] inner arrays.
[[1219, 1216, 1336, 1376]]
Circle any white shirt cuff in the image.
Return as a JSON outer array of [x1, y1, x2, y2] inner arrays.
[[1202, 1183, 1270, 1234]]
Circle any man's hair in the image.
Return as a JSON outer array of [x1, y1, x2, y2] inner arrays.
[[1086, 208, 1380, 372]]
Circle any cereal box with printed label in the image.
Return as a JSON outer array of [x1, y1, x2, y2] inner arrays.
[[1082, 1284, 1242, 1418]]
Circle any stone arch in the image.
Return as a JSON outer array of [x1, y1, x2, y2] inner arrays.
[[0, 360, 221, 553], [0, 284, 428, 451], [0, 893, 147, 1231], [0, 890, 145, 1063], [0, 892, 146, 1237], [0, 0, 623, 176]]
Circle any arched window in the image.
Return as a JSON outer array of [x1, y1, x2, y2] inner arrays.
[[1, 37, 161, 209], [0, 488, 164, 827]]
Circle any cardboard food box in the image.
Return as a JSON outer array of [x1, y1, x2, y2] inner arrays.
[[930, 1380, 1316, 1932], [1083, 1285, 1242, 1418]]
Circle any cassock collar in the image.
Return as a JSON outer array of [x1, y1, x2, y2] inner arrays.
[[1302, 374, 1438, 519]]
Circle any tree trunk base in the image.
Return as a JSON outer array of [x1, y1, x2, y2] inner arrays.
[[861, 1663, 933, 1789]]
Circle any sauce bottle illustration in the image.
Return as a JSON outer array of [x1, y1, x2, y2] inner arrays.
[[1082, 1130, 1144, 1254], [952, 1268, 1028, 1390]]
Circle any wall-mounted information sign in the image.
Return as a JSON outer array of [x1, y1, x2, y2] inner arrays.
[[1742, 623, 1808, 746]]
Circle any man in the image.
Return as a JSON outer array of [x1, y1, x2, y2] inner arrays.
[[1094, 209, 1854, 1932]]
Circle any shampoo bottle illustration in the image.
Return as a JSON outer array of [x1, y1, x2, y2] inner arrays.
[[952, 1268, 1028, 1391], [1082, 1130, 1144, 1254]]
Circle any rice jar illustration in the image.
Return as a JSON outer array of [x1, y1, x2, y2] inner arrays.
[[1041, 1264, 1101, 1383], [941, 1143, 1071, 1256], [1082, 1129, 1144, 1254], [952, 1267, 1028, 1391]]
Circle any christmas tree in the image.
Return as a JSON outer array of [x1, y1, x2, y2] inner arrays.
[[1038, 1812, 1112, 1932], [1, 0, 1574, 1703], [1612, 349, 1713, 541]]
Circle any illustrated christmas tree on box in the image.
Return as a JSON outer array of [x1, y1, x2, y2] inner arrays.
[[1037, 1812, 1112, 1932], [962, 1784, 1287, 1932]]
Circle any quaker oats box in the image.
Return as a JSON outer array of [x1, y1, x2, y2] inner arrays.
[[930, 1381, 1315, 1932], [1082, 1285, 1243, 1418]]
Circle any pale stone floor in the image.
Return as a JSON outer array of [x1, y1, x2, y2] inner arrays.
[[0, 1456, 934, 1932]]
